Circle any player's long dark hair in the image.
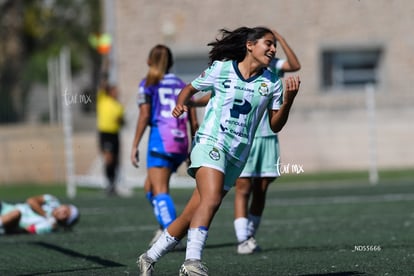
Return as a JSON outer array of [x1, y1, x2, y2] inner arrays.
[[207, 26, 274, 66]]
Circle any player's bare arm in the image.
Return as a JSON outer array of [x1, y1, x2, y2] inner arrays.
[[26, 195, 47, 217], [269, 75, 300, 133], [172, 84, 198, 118], [130, 102, 151, 168], [272, 29, 301, 72]]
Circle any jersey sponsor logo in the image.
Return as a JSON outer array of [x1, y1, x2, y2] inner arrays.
[[258, 83, 269, 96], [234, 85, 254, 93], [229, 128, 248, 138], [220, 123, 249, 139], [218, 98, 251, 139], [230, 99, 251, 119], [209, 147, 221, 161], [171, 129, 186, 143], [222, 79, 231, 88], [225, 120, 246, 127]]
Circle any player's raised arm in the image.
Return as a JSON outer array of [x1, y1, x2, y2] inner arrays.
[[172, 84, 198, 118], [272, 29, 301, 72]]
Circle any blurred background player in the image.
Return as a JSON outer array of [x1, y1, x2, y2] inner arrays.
[[96, 76, 125, 196], [234, 29, 301, 254], [0, 194, 80, 235], [130, 44, 198, 246]]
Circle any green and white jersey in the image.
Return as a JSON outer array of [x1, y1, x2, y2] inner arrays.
[[255, 58, 286, 137], [2, 194, 61, 234], [254, 113, 273, 137], [191, 60, 283, 162]]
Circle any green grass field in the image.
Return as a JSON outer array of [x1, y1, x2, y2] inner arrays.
[[1, 170, 413, 275]]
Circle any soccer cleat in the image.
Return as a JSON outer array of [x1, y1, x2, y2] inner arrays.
[[179, 259, 209, 276], [148, 228, 163, 247], [237, 236, 261, 254], [137, 253, 155, 276]]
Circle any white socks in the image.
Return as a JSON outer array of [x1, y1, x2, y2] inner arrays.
[[234, 217, 249, 243], [146, 227, 209, 262], [234, 214, 262, 242], [186, 227, 208, 261], [147, 230, 178, 261]]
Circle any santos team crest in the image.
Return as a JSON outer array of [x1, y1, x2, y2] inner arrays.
[[258, 83, 269, 96], [209, 147, 221, 161]]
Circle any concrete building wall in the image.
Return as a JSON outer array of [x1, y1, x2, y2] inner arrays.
[[112, 0, 414, 174], [1, 0, 412, 185]]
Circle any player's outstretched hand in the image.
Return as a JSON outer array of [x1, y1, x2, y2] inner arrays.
[[284, 75, 301, 103]]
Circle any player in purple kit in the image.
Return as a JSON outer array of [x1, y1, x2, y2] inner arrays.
[[131, 44, 198, 245]]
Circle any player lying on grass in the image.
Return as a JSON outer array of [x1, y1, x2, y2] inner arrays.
[[0, 194, 80, 235]]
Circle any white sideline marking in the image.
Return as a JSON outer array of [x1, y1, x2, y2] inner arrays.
[[76, 224, 160, 234], [264, 193, 414, 206], [75, 193, 414, 234]]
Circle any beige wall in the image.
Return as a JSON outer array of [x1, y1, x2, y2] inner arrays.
[[115, 0, 413, 105], [113, 0, 414, 173], [0, 125, 97, 184]]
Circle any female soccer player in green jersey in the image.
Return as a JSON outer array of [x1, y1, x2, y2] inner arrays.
[[138, 26, 301, 276], [234, 29, 301, 255], [0, 194, 79, 234]]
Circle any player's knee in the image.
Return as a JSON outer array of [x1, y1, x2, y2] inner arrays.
[[236, 187, 251, 198], [201, 195, 222, 212]]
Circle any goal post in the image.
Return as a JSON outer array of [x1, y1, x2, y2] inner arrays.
[[365, 83, 379, 185], [58, 47, 76, 198]]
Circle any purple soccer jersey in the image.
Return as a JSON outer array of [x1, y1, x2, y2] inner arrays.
[[137, 73, 189, 155]]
